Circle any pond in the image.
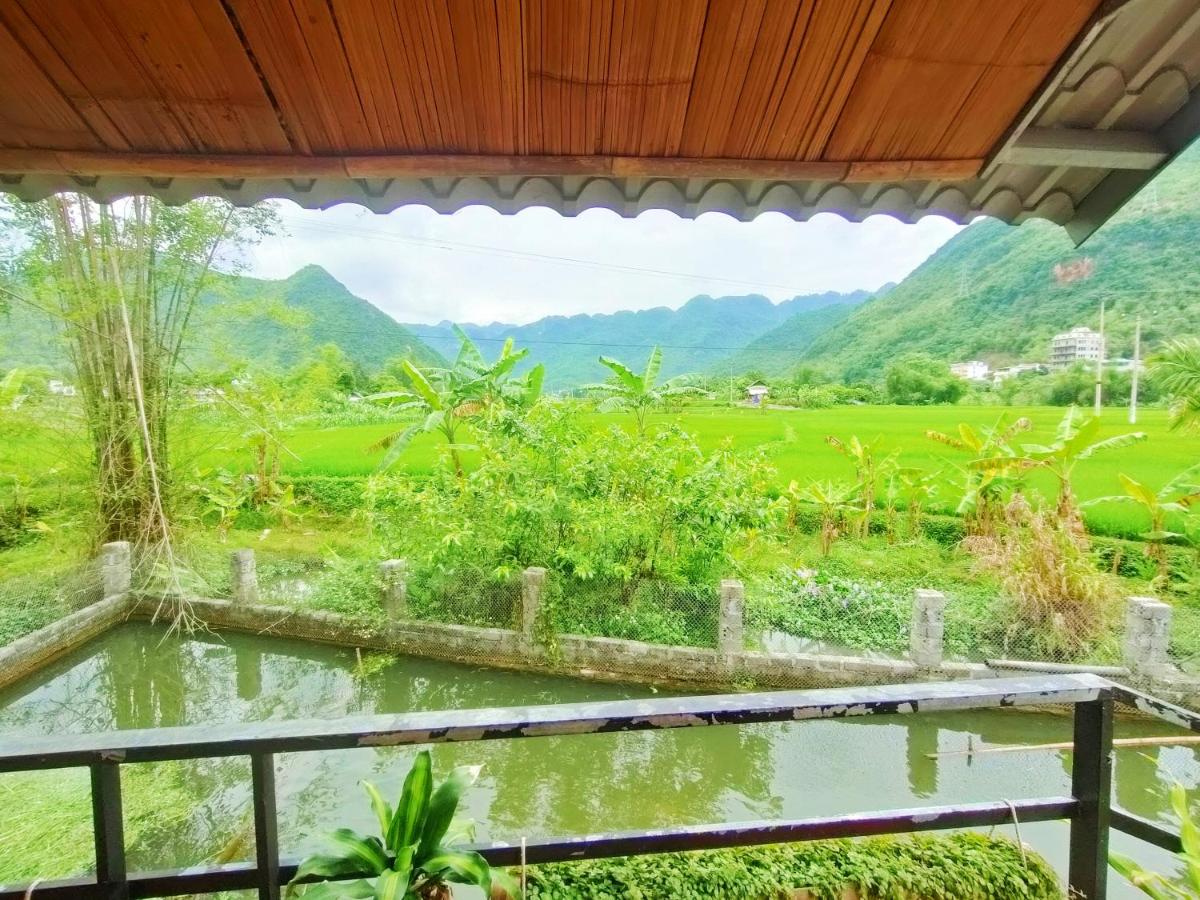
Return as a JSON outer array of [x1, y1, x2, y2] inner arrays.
[[0, 622, 1196, 898]]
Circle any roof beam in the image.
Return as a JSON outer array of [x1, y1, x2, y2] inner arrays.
[[1001, 127, 1169, 170], [0, 149, 983, 184]]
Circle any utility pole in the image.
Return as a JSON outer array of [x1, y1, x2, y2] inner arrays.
[[729, 362, 734, 406], [1094, 299, 1105, 416], [1129, 314, 1141, 424]]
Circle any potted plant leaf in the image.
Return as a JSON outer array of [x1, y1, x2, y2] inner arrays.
[[289, 750, 519, 899]]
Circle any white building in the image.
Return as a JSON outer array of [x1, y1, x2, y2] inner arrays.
[[745, 384, 769, 407], [992, 363, 1046, 384], [1050, 326, 1105, 367], [48, 379, 77, 397], [950, 360, 989, 380]]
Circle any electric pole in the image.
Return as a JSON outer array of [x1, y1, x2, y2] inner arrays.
[[1129, 314, 1141, 424], [1094, 299, 1105, 415]]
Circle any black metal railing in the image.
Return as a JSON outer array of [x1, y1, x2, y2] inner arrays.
[[0, 674, 1195, 900]]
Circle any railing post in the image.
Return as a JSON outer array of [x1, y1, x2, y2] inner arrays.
[[1069, 694, 1113, 900], [251, 753, 280, 900], [1124, 596, 1172, 678], [909, 588, 946, 668], [231, 549, 259, 605], [379, 559, 407, 618], [100, 541, 132, 599], [91, 761, 127, 898], [520, 567, 546, 651], [719, 578, 744, 661]]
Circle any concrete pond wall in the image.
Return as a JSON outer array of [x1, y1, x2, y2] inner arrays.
[[3, 542, 1199, 706]]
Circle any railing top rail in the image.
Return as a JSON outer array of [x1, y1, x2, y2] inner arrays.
[[0, 674, 1109, 772]]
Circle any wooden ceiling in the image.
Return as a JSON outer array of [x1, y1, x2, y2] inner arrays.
[[4, 0, 1200, 245], [0, 0, 1099, 175]]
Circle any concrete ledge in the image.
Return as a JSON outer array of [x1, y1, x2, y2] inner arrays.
[[0, 594, 134, 692], [4, 593, 1196, 704]]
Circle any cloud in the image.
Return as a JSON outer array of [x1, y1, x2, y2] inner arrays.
[[243, 203, 964, 325]]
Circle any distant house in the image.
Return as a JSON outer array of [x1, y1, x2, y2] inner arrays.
[[745, 384, 769, 406], [949, 361, 989, 381], [47, 379, 77, 397], [1051, 326, 1104, 367], [992, 363, 1047, 384]]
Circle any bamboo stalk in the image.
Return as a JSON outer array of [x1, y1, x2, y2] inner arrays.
[[928, 735, 1200, 760]]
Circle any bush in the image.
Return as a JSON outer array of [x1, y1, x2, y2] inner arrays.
[[522, 834, 1062, 899], [289, 475, 367, 515], [919, 513, 966, 547]]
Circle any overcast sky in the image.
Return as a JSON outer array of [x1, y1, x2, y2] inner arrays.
[[243, 203, 965, 326]]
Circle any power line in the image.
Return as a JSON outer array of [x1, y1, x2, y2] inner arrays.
[[277, 213, 824, 295]]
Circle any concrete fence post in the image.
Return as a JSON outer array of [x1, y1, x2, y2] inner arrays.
[[230, 549, 259, 605], [100, 541, 132, 599], [379, 559, 407, 619], [910, 588, 946, 668], [520, 567, 547, 650], [719, 578, 744, 659], [1124, 596, 1173, 677]]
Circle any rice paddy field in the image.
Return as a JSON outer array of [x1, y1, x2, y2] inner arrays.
[[5, 404, 1196, 537], [195, 405, 1194, 536]]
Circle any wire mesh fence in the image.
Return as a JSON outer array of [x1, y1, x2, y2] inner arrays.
[[0, 559, 102, 646], [406, 567, 521, 630], [548, 574, 719, 649], [742, 569, 911, 659]]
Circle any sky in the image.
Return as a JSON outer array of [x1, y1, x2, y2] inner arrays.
[[243, 203, 965, 326]]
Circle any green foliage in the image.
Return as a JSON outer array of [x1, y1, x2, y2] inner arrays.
[[367, 329, 543, 473], [585, 347, 710, 435], [1085, 465, 1200, 585], [366, 406, 775, 626], [1110, 782, 1200, 898], [884, 354, 966, 405], [801, 144, 1200, 381], [523, 833, 1062, 900], [1155, 338, 1200, 431], [291, 749, 518, 899], [290, 476, 368, 515]]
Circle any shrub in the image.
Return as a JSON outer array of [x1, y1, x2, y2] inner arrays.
[[290, 475, 367, 515], [522, 834, 1062, 899]]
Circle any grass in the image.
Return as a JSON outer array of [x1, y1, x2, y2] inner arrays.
[[176, 405, 1198, 536]]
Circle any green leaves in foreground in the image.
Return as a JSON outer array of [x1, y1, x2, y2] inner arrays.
[[290, 750, 519, 899], [1110, 781, 1200, 899]]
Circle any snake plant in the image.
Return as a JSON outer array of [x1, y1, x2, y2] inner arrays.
[[289, 750, 519, 899]]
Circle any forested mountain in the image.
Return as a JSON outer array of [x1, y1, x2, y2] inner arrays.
[[707, 302, 859, 378], [406, 289, 873, 389], [796, 143, 1200, 381], [0, 264, 444, 375]]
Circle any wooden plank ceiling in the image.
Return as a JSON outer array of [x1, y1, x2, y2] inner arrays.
[[0, 0, 1100, 178]]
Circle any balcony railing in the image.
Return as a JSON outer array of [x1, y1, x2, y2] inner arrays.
[[0, 674, 1195, 900]]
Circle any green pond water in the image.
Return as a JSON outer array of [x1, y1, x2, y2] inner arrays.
[[1, 623, 1197, 897]]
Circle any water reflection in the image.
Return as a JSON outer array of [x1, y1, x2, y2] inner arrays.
[[1, 623, 1197, 897]]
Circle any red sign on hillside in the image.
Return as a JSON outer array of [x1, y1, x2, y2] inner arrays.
[[1053, 257, 1095, 285]]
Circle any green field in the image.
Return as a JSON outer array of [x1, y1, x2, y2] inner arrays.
[[180, 405, 1191, 532], [7, 405, 1196, 538]]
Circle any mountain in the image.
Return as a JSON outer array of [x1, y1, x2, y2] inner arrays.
[[0, 264, 444, 375], [406, 289, 874, 389], [796, 143, 1200, 381], [707, 302, 861, 378]]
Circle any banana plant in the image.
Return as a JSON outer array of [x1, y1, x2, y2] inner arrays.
[[1084, 465, 1200, 585], [825, 435, 893, 537], [1110, 782, 1200, 898], [927, 414, 1031, 533], [367, 328, 544, 476], [1014, 407, 1146, 527], [582, 347, 709, 436], [290, 750, 519, 899], [790, 479, 861, 555]]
